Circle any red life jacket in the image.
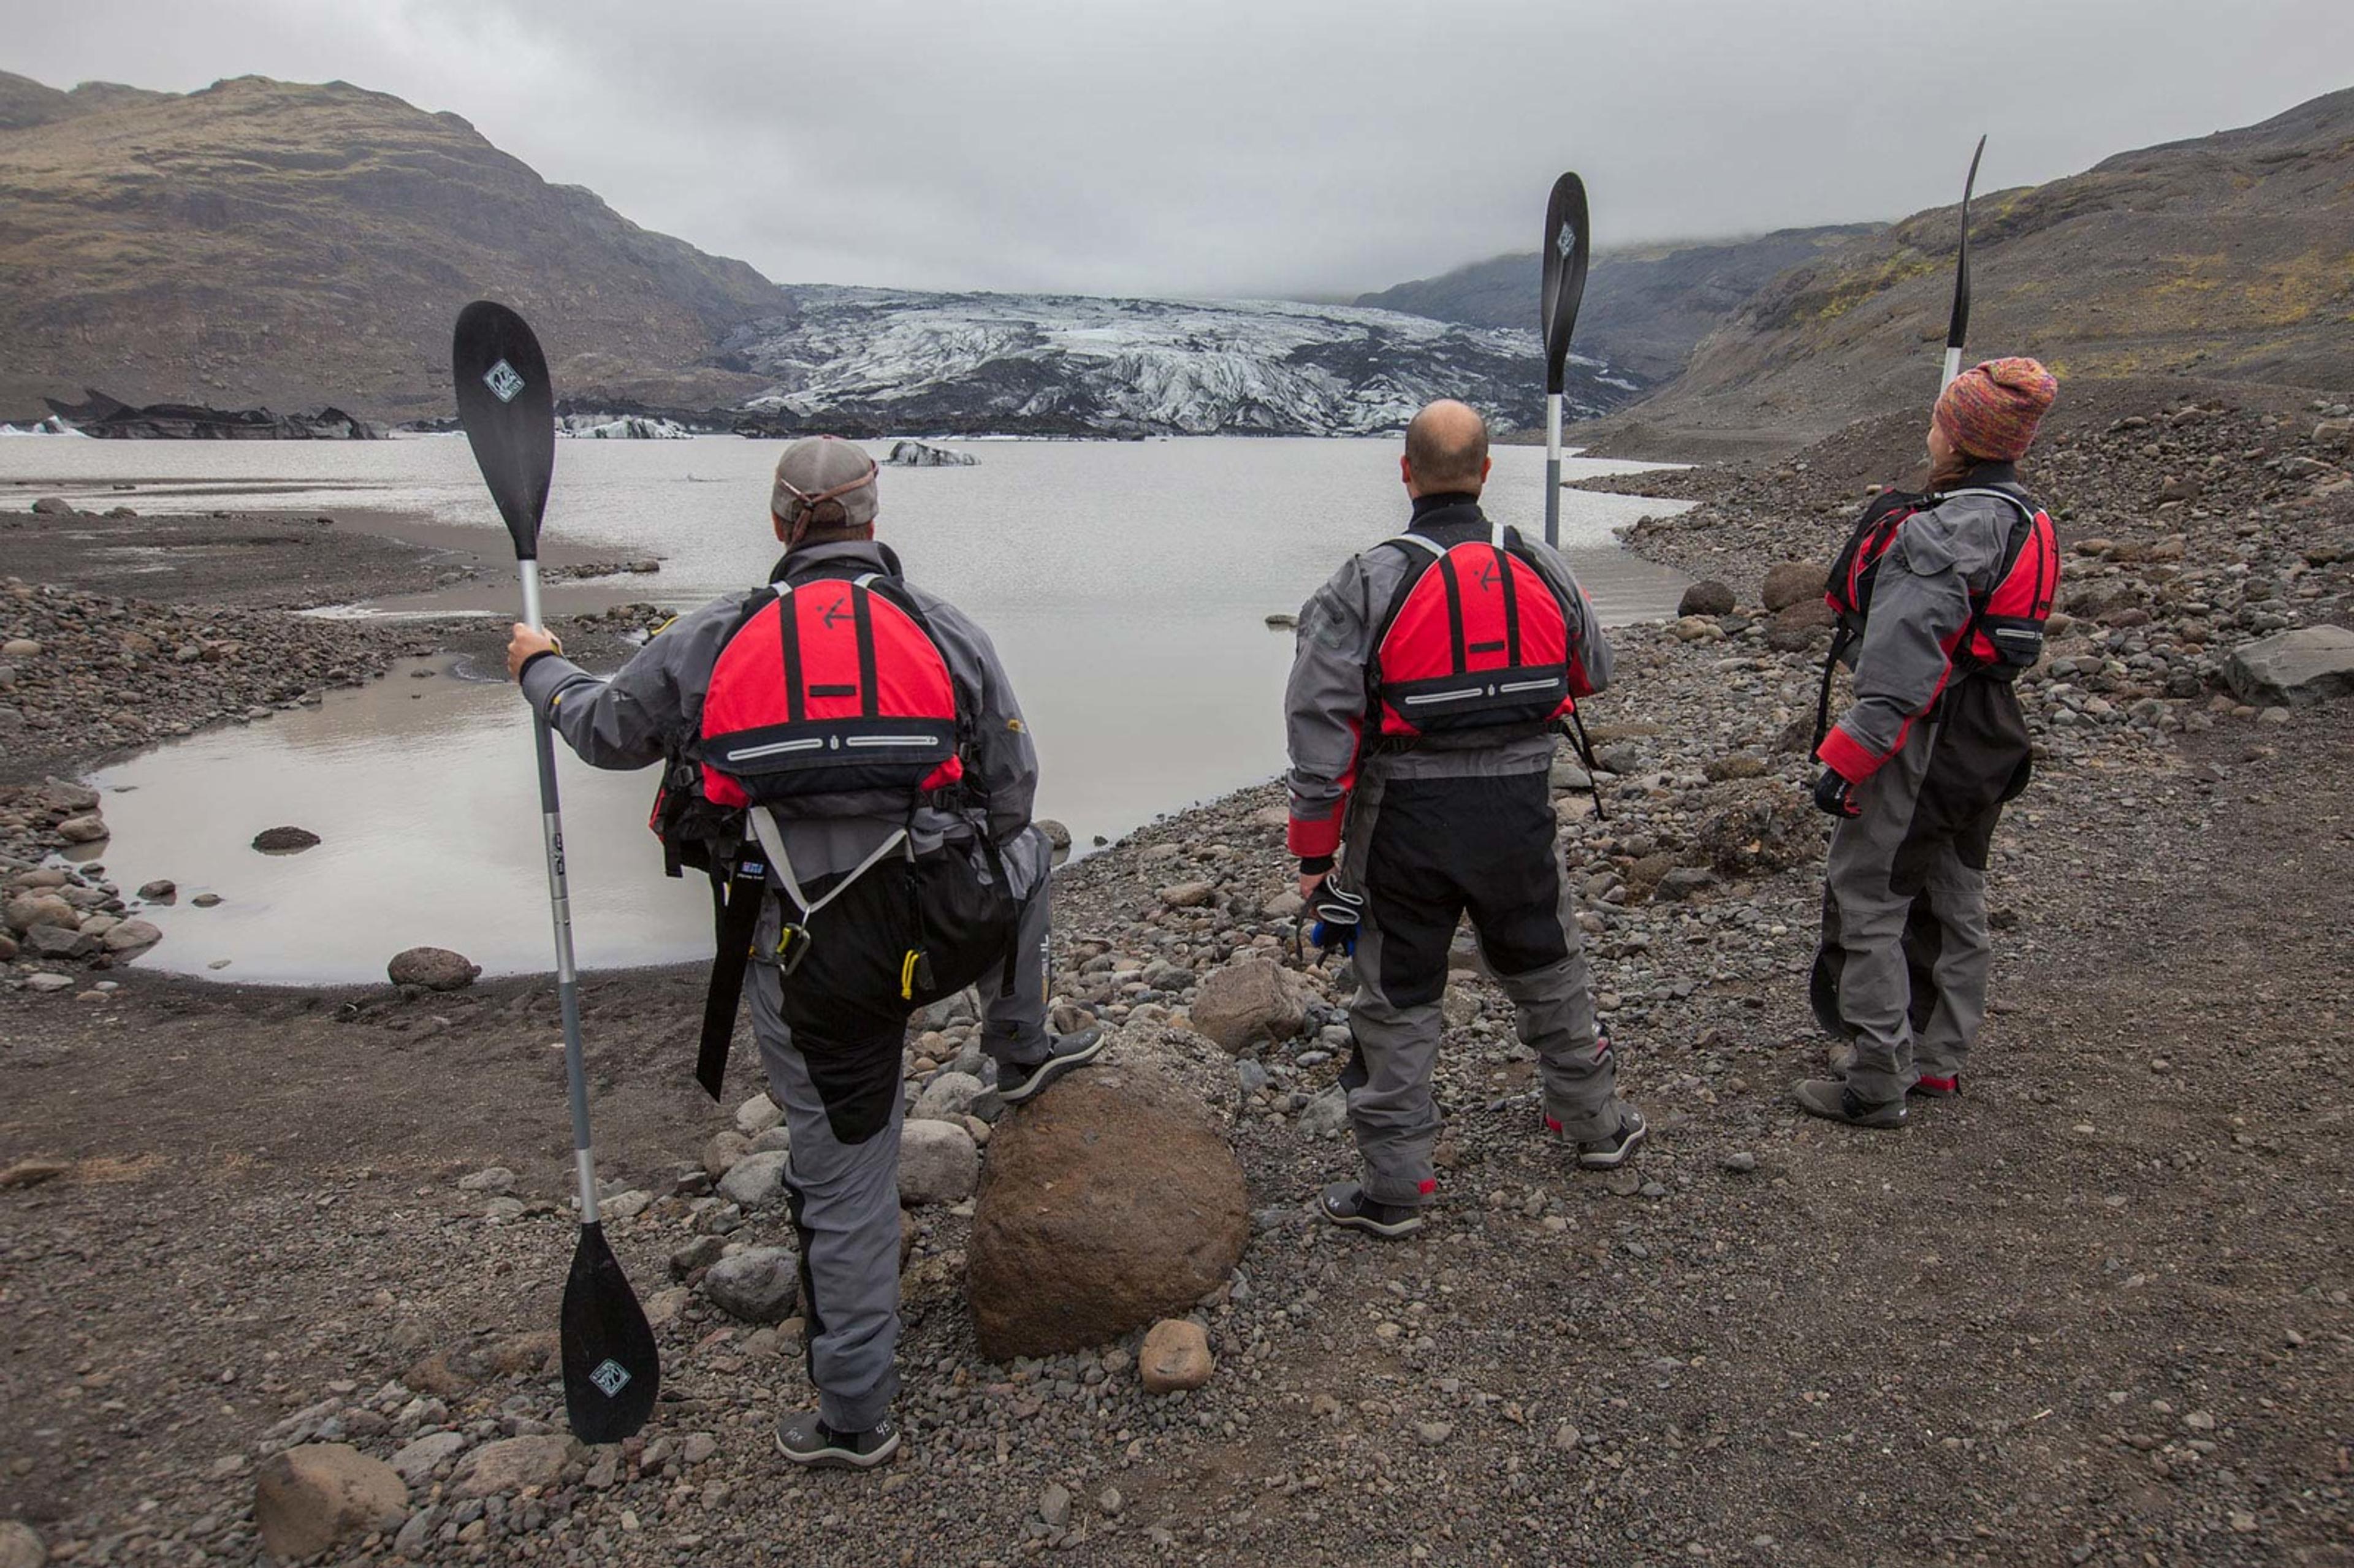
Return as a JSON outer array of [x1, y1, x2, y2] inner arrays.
[[698, 567, 966, 809], [1826, 486, 2059, 671], [643, 561, 992, 1105], [1368, 527, 1588, 739]]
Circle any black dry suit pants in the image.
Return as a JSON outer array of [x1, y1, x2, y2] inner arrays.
[[1814, 675, 2033, 1101], [744, 831, 1049, 1434], [1338, 766, 1621, 1207], [760, 845, 1018, 1144]]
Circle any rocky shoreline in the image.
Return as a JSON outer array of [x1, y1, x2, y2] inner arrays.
[[4, 396, 2354, 1566]]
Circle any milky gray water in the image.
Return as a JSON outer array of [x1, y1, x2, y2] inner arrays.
[[4, 435, 1690, 982]]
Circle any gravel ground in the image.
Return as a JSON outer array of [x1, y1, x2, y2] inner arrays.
[[4, 394, 2353, 1567]]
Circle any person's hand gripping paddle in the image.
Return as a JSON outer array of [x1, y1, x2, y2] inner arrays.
[[451, 300, 659, 1444], [1539, 172, 1591, 549]]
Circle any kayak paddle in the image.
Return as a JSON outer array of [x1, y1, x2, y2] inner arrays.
[[1941, 135, 1988, 392], [451, 299, 660, 1444], [1539, 171, 1592, 548]]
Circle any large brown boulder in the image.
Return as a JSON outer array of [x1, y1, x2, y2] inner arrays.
[[0, 1520, 47, 1568], [967, 1060, 1249, 1360], [1186, 957, 1308, 1053], [1761, 561, 1828, 612], [252, 1444, 408, 1561]]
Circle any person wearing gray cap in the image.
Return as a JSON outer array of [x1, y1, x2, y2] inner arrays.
[[505, 435, 1101, 1470]]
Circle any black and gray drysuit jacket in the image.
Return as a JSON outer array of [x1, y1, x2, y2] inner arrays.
[[517, 538, 1050, 902], [1282, 495, 1613, 869]]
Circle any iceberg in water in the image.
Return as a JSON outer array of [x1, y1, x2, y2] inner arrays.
[[558, 414, 692, 440], [883, 440, 977, 467], [0, 415, 89, 436]]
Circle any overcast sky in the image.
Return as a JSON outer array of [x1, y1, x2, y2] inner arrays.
[[14, 1, 2352, 300]]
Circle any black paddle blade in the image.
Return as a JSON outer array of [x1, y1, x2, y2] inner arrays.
[[1539, 172, 1592, 395], [451, 300, 556, 561], [560, 1222, 660, 1442], [1945, 135, 1988, 353]]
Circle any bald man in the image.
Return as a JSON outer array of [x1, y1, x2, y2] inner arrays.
[[1284, 401, 1646, 1238]]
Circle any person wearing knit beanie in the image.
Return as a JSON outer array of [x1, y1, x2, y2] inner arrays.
[[1933, 357, 2059, 465], [1796, 358, 2063, 1131]]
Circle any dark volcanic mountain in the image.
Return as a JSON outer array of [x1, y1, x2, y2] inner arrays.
[[1356, 226, 1881, 382], [1611, 88, 2354, 446], [0, 70, 788, 419]]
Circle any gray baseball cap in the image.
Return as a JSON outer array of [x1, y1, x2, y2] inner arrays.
[[771, 436, 879, 531]]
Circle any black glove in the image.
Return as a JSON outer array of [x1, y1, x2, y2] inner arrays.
[[1306, 877, 1363, 959], [1811, 767, 1861, 818]]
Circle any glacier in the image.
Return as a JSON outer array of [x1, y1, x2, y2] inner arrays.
[[717, 287, 1633, 439]]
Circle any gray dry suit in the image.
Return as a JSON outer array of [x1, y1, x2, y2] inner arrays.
[[521, 538, 1054, 1433], [1815, 471, 2041, 1103], [1284, 495, 1625, 1208]]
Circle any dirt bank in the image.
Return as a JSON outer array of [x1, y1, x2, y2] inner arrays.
[[0, 498, 672, 787], [4, 393, 2353, 1566]]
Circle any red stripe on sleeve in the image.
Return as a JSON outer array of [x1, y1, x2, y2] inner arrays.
[[1816, 725, 1884, 783]]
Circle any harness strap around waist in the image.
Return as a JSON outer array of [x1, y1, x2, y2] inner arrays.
[[745, 806, 912, 921]]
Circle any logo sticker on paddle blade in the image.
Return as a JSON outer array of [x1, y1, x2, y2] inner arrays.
[[484, 359, 526, 404], [1556, 221, 1579, 260], [588, 1358, 632, 1398]]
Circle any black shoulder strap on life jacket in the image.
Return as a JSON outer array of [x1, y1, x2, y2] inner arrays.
[[1494, 523, 1583, 640], [845, 571, 981, 745], [1362, 533, 1446, 712], [1499, 525, 1606, 820]]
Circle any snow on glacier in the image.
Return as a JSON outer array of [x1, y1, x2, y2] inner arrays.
[[724, 287, 1629, 438]]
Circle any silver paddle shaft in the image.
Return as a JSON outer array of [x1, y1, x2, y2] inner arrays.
[[519, 560, 599, 1225], [1941, 346, 1964, 392], [1543, 391, 1564, 547]]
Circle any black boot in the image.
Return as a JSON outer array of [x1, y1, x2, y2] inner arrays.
[[995, 1027, 1105, 1105], [1793, 1077, 1908, 1129], [774, 1412, 901, 1469], [1319, 1181, 1425, 1238]]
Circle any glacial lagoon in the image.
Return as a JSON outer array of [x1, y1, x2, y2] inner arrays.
[[2, 435, 1689, 981]]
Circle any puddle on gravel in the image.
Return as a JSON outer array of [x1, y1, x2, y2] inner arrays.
[[84, 660, 712, 985]]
